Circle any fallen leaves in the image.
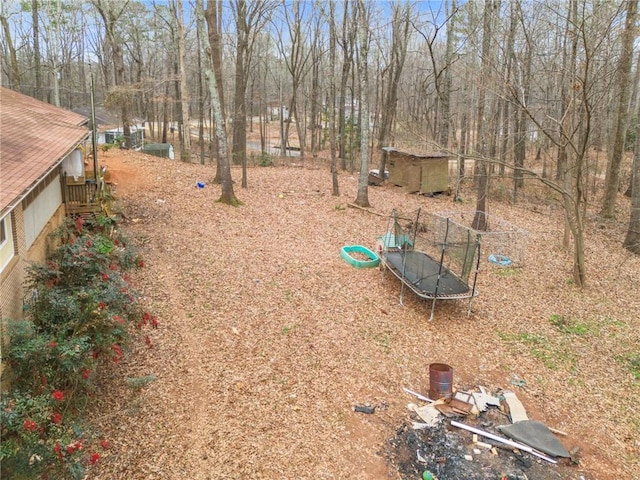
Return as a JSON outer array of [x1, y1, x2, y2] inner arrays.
[[84, 149, 640, 479]]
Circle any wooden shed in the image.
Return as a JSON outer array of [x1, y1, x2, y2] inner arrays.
[[385, 147, 450, 194]]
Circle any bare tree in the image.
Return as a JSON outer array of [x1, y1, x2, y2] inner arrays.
[[93, 0, 133, 148], [274, 0, 312, 158], [601, 0, 637, 218], [170, 0, 192, 161], [328, 0, 339, 195], [196, 8, 206, 164], [0, 4, 20, 92], [512, 1, 532, 197], [231, 0, 273, 186], [338, 0, 356, 170], [498, 0, 516, 178], [504, 1, 622, 286], [206, 0, 226, 183], [440, 0, 458, 150], [353, 0, 371, 208], [32, 0, 41, 99], [377, 1, 411, 179], [198, 0, 238, 205], [308, 9, 324, 157], [471, 0, 498, 232], [624, 116, 640, 253], [415, 1, 458, 149], [553, 0, 576, 183]]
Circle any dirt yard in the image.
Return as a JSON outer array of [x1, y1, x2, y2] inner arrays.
[[86, 149, 639, 480]]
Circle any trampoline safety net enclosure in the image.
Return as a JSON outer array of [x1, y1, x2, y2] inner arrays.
[[376, 209, 481, 321], [434, 211, 528, 269]]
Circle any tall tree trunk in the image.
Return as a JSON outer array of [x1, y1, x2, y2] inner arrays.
[[354, 0, 370, 208], [51, 5, 61, 107], [0, 9, 21, 91], [514, 11, 532, 195], [206, 0, 225, 183], [232, 0, 269, 178], [198, 0, 238, 205], [338, 0, 355, 170], [279, 82, 286, 156], [93, 0, 131, 148], [472, 1, 497, 232], [624, 121, 640, 253], [231, 0, 248, 186], [329, 0, 339, 196], [162, 61, 170, 144], [174, 0, 191, 161], [293, 100, 306, 159], [196, 12, 206, 165], [260, 42, 268, 156], [501, 0, 517, 178], [556, 0, 578, 183], [377, 2, 410, 178], [601, 0, 637, 218], [438, 0, 456, 149], [459, 110, 468, 178], [309, 23, 321, 157], [173, 56, 183, 146], [32, 0, 41, 99], [277, 0, 311, 160]]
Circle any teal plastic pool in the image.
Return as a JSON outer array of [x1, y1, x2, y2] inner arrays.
[[340, 245, 380, 268]]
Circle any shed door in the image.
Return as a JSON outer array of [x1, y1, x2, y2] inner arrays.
[[420, 158, 449, 194]]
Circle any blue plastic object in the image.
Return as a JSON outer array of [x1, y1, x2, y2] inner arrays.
[[340, 245, 380, 268], [488, 254, 512, 266], [196, 181, 205, 189]]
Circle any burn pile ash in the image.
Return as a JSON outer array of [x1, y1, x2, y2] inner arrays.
[[384, 409, 577, 480]]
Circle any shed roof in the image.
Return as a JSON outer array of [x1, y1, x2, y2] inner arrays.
[[143, 143, 172, 150], [0, 87, 89, 216], [382, 146, 449, 159]]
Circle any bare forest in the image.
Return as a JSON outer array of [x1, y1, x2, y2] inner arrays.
[[2, 0, 640, 478], [3, 0, 640, 262]]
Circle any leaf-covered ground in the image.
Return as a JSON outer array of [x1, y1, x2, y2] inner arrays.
[[86, 149, 639, 480]]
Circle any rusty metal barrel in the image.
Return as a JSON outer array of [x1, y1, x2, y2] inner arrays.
[[429, 363, 453, 400]]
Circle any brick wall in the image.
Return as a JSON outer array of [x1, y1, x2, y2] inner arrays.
[[0, 207, 26, 322], [1, 203, 66, 388]]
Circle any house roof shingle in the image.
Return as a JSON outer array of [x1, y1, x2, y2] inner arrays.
[[0, 87, 89, 216]]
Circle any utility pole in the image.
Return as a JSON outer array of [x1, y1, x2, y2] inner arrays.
[[90, 71, 99, 179]]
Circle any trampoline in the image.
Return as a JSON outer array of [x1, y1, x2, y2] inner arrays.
[[378, 209, 481, 320]]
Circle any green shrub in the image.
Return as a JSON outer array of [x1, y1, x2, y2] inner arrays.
[[0, 216, 151, 479], [259, 152, 273, 167]]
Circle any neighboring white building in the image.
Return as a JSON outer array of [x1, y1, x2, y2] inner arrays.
[[73, 107, 145, 149], [98, 123, 145, 150], [270, 105, 290, 121]]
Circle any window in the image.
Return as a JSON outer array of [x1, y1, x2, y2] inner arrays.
[[0, 217, 6, 245], [0, 214, 15, 273]]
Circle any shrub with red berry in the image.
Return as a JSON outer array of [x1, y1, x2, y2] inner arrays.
[[0, 216, 151, 479]]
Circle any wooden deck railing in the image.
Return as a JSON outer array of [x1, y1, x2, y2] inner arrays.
[[62, 176, 105, 216]]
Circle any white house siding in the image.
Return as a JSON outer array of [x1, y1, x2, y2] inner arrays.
[[23, 172, 63, 249]]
